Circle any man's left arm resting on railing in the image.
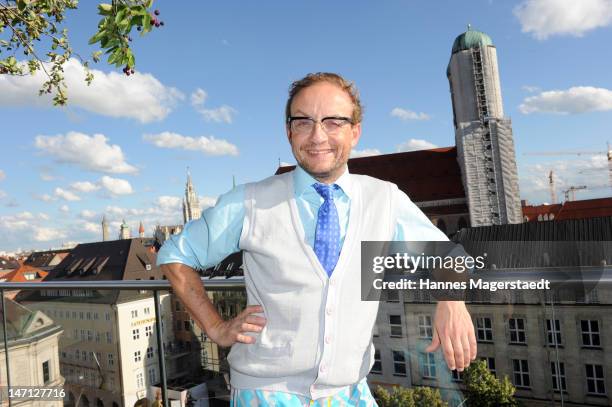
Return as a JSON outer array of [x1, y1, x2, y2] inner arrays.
[[394, 188, 477, 371]]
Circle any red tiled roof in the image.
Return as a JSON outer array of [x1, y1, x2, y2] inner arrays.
[[522, 197, 612, 221], [276, 147, 466, 203], [2, 263, 48, 282]]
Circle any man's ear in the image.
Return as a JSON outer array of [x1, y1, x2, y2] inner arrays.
[[286, 124, 292, 143], [351, 122, 362, 147]]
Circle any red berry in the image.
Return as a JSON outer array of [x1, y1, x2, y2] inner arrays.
[[155, 22, 160, 27], [150, 18, 155, 25], [130, 69, 135, 74]]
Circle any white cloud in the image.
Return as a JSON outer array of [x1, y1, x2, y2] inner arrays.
[[155, 196, 182, 211], [38, 213, 50, 221], [59, 205, 70, 213], [35, 132, 138, 174], [37, 193, 57, 202], [100, 176, 133, 196], [82, 222, 100, 234], [16, 211, 34, 220], [71, 181, 100, 193], [33, 226, 67, 242], [199, 196, 218, 209], [80, 209, 97, 219], [350, 149, 382, 158], [40, 172, 56, 181], [0, 58, 183, 123], [143, 132, 239, 156], [54, 187, 81, 201], [519, 86, 612, 114], [0, 170, 5, 181], [514, 0, 612, 39], [390, 107, 431, 121], [396, 138, 438, 152], [522, 85, 541, 93], [191, 88, 237, 123], [0, 190, 6, 199]]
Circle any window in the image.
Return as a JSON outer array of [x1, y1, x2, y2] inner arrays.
[[389, 315, 402, 337], [146, 347, 154, 359], [105, 312, 111, 321], [586, 364, 605, 395], [175, 301, 181, 311], [136, 372, 144, 388], [581, 320, 601, 347], [551, 362, 566, 391], [509, 318, 526, 344], [144, 307, 151, 315], [75, 349, 80, 360], [133, 329, 140, 340], [107, 354, 114, 367], [420, 352, 436, 378], [131, 310, 138, 318], [546, 319, 562, 346], [82, 350, 87, 361], [74, 329, 78, 339], [134, 351, 141, 362], [93, 312, 99, 320], [418, 315, 432, 339], [145, 326, 153, 337], [72, 311, 77, 319], [512, 359, 530, 388], [184, 320, 191, 330], [95, 332, 101, 343], [148, 367, 156, 384], [371, 348, 382, 374], [451, 369, 464, 382], [87, 330, 93, 342], [42, 360, 50, 383], [176, 320, 182, 331], [87, 312, 91, 320], [80, 311, 84, 320], [106, 331, 112, 344], [81, 329, 86, 341], [476, 317, 493, 342], [393, 351, 407, 377]]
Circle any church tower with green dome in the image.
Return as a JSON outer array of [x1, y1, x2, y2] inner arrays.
[[447, 25, 522, 226]]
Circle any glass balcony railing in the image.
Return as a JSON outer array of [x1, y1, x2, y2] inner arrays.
[[2, 266, 612, 407], [0, 279, 244, 407]]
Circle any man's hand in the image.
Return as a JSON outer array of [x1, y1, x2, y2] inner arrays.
[[425, 301, 477, 371], [207, 305, 267, 347]]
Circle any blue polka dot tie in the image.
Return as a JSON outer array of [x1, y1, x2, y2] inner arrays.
[[313, 183, 341, 277]]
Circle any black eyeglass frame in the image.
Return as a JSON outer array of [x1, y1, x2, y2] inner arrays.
[[286, 116, 354, 129]]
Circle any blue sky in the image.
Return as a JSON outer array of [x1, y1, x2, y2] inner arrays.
[[1, 0, 612, 252]]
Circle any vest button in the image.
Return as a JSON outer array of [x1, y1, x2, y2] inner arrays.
[[326, 307, 333, 316]]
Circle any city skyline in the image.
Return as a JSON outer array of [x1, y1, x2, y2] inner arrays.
[[1, 0, 612, 251]]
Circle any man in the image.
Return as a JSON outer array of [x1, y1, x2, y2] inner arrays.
[[158, 72, 477, 406]]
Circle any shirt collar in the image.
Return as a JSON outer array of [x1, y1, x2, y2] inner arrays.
[[293, 164, 353, 199]]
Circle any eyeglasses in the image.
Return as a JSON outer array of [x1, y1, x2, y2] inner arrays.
[[287, 116, 353, 135]]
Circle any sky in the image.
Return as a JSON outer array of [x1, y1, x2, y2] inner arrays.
[[1, 0, 612, 253]]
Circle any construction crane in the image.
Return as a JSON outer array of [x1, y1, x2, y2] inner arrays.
[[548, 170, 557, 204], [524, 142, 612, 189], [562, 186, 586, 202]]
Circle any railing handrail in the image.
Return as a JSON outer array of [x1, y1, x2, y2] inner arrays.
[[0, 277, 245, 290]]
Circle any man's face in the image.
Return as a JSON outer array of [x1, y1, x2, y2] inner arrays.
[[287, 82, 361, 183]]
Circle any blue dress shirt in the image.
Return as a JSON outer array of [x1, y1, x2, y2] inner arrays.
[[157, 165, 448, 269]]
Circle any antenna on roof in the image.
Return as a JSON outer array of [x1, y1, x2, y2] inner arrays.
[[467, 23, 472, 31], [278, 158, 281, 167]]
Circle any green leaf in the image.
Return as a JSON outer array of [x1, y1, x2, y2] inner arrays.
[[97, 3, 112, 16], [88, 30, 107, 45]]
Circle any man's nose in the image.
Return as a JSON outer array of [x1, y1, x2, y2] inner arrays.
[[309, 122, 328, 143]]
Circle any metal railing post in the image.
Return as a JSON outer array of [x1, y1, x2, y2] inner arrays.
[[1, 289, 12, 407], [153, 290, 169, 407]]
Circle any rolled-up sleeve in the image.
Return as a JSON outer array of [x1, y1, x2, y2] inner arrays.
[[156, 185, 246, 269]]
